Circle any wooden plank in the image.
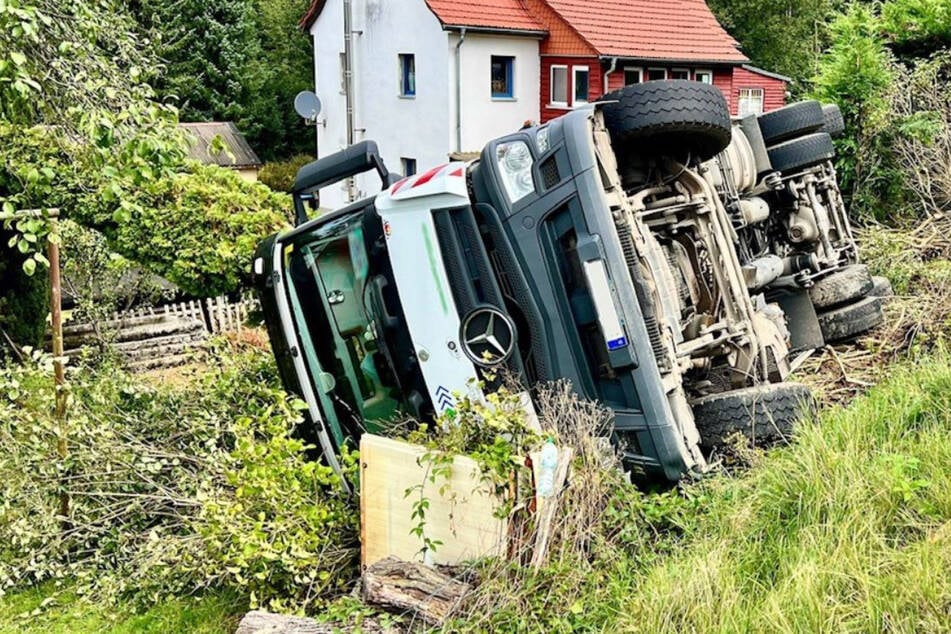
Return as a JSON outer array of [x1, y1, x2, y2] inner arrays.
[[360, 434, 507, 568]]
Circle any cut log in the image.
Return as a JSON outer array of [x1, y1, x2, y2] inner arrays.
[[235, 610, 394, 634], [363, 557, 471, 626]]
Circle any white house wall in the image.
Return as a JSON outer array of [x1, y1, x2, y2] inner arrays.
[[311, 1, 541, 210], [312, 0, 451, 209], [451, 33, 541, 153]]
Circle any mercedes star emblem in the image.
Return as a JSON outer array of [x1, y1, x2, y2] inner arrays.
[[460, 306, 517, 368]]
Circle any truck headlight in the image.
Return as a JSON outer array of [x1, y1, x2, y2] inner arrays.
[[496, 141, 535, 203], [536, 126, 551, 154]]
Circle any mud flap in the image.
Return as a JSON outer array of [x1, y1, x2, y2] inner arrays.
[[773, 288, 824, 353]]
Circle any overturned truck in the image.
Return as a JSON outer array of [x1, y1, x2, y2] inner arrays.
[[253, 81, 879, 483]]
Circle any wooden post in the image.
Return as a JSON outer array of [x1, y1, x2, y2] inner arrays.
[[47, 209, 68, 524]]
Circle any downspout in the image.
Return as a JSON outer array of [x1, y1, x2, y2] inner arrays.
[[343, 0, 356, 200], [455, 27, 467, 153], [603, 57, 618, 96]]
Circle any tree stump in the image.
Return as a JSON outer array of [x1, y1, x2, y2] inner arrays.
[[363, 557, 471, 626], [235, 610, 393, 634]]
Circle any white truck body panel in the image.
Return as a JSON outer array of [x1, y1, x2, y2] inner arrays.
[[375, 162, 482, 413]]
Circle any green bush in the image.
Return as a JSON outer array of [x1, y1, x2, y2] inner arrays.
[[258, 154, 314, 193], [74, 162, 291, 296], [0, 230, 48, 351], [883, 0, 951, 53], [0, 342, 359, 613], [812, 4, 909, 218]]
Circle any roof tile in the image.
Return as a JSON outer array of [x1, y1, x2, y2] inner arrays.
[[542, 0, 748, 63], [424, 0, 546, 33]]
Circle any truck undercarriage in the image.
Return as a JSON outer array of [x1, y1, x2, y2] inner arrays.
[[252, 81, 855, 485]]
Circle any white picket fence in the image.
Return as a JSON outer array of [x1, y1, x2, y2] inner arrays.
[[111, 293, 259, 335]]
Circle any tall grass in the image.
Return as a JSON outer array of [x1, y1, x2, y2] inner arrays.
[[618, 355, 951, 632]]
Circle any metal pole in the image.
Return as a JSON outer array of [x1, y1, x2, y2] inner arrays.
[[343, 0, 356, 201], [47, 209, 68, 523]]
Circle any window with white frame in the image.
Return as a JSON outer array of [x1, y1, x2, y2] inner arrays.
[[401, 157, 417, 176], [694, 69, 713, 84], [671, 68, 690, 80], [647, 68, 667, 81], [399, 53, 416, 97], [573, 66, 590, 105], [550, 65, 569, 106], [738, 88, 765, 116], [624, 67, 642, 85]]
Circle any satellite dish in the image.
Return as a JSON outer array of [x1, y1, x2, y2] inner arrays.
[[294, 91, 322, 122]]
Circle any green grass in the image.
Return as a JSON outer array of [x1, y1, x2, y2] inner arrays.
[[0, 586, 244, 633], [612, 355, 951, 632], [6, 356, 951, 633]]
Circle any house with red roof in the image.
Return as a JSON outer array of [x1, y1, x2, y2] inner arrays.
[[301, 0, 789, 209]]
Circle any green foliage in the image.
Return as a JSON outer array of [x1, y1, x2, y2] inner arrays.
[[0, 227, 48, 350], [812, 4, 909, 217], [133, 0, 315, 160], [403, 383, 541, 555], [0, 342, 359, 614], [133, 0, 262, 128], [0, 584, 242, 633], [71, 162, 290, 296], [0, 125, 288, 297], [246, 0, 317, 160], [708, 0, 834, 89], [0, 0, 185, 278], [882, 0, 951, 52], [259, 154, 314, 193], [59, 220, 176, 327]]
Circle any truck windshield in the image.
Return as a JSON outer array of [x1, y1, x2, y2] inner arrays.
[[284, 210, 402, 442]]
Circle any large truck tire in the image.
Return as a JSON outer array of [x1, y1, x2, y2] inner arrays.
[[817, 296, 885, 342], [767, 133, 836, 174], [757, 101, 825, 145], [693, 383, 816, 449], [808, 264, 874, 309], [821, 104, 846, 138], [599, 80, 732, 162]]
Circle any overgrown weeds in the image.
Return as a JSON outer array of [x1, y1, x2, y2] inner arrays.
[[0, 339, 359, 615]]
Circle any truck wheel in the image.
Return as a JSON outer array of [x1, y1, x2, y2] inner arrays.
[[817, 296, 884, 343], [869, 275, 894, 298], [808, 264, 874, 309], [599, 80, 732, 162], [821, 104, 846, 138], [767, 133, 835, 174], [757, 101, 825, 145], [692, 383, 816, 449]]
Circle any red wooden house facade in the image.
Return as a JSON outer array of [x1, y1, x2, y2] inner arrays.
[[520, 0, 789, 122]]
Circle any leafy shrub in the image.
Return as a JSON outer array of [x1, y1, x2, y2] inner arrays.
[[0, 229, 48, 351], [73, 162, 291, 296], [0, 341, 359, 613], [811, 4, 908, 218], [882, 0, 951, 53], [60, 220, 177, 326], [259, 154, 314, 193]]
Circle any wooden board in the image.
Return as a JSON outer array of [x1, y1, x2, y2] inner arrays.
[[360, 434, 507, 568]]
